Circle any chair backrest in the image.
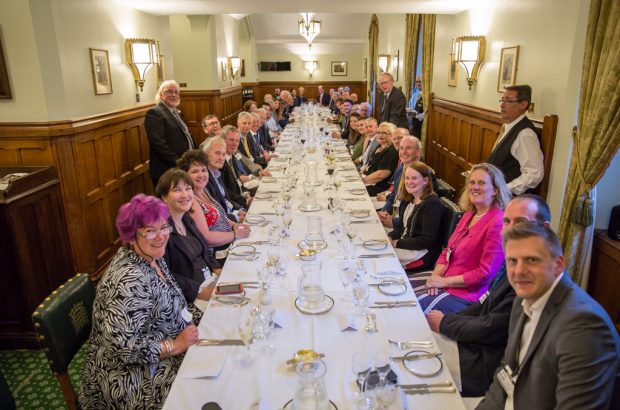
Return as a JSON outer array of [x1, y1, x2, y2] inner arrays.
[[32, 273, 95, 374], [440, 197, 463, 248], [436, 178, 456, 201]]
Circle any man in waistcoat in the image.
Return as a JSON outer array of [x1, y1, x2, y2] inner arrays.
[[487, 85, 544, 195]]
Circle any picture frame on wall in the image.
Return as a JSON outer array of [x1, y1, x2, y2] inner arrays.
[[0, 33, 11, 99], [155, 55, 166, 86], [448, 52, 458, 87], [362, 58, 367, 79], [331, 61, 347, 76], [497, 46, 519, 92], [89, 48, 112, 95]]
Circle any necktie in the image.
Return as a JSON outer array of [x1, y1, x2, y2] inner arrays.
[[233, 156, 248, 176], [491, 124, 507, 151], [172, 109, 195, 149], [242, 135, 252, 158], [381, 94, 387, 113]]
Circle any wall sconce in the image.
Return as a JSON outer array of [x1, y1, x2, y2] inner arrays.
[[229, 56, 241, 79], [124, 38, 160, 91], [453, 36, 486, 90], [303, 60, 318, 77], [377, 54, 391, 73]]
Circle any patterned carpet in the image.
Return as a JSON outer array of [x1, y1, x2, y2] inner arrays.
[[0, 345, 87, 410]]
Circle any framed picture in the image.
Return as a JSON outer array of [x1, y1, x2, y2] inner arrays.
[[89, 48, 112, 95], [0, 33, 11, 99], [362, 58, 367, 79], [448, 52, 458, 87], [221, 61, 227, 81], [331, 61, 347, 76], [155, 55, 166, 86], [497, 46, 519, 92], [241, 59, 246, 77]]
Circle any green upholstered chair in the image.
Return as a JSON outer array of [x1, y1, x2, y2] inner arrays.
[[32, 273, 95, 410]]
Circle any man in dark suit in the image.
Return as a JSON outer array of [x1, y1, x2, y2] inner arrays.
[[487, 84, 544, 195], [426, 195, 551, 397], [237, 111, 264, 167], [294, 86, 308, 107], [202, 137, 247, 222], [144, 80, 196, 188], [476, 222, 620, 409], [408, 76, 424, 138], [377, 72, 408, 129], [316, 85, 330, 107]]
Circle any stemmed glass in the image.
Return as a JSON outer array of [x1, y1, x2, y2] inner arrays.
[[339, 261, 356, 303], [373, 351, 391, 385], [333, 173, 342, 190], [268, 223, 282, 247], [352, 277, 369, 314], [345, 224, 358, 244], [281, 208, 293, 238], [352, 352, 373, 392], [238, 320, 254, 367]]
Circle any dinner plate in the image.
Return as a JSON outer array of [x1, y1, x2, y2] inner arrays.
[[377, 282, 407, 296], [245, 215, 266, 224], [350, 209, 370, 218], [261, 176, 278, 183], [228, 244, 256, 257], [298, 239, 328, 251], [254, 192, 272, 200], [362, 239, 388, 250], [294, 295, 335, 315], [402, 350, 443, 377], [283, 399, 337, 409], [348, 188, 367, 195], [298, 203, 323, 212]]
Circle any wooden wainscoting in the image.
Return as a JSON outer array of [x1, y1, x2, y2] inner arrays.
[[179, 86, 243, 146], [251, 81, 368, 105], [0, 105, 153, 276], [426, 95, 558, 200]]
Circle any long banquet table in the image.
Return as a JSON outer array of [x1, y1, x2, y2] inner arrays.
[[164, 120, 467, 410]]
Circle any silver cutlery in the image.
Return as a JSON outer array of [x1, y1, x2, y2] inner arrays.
[[369, 303, 416, 309], [398, 381, 453, 389], [364, 314, 373, 333], [368, 279, 405, 286], [390, 352, 442, 361], [402, 386, 456, 395], [342, 198, 366, 201], [388, 339, 433, 349], [197, 339, 246, 346], [370, 312, 378, 332], [375, 300, 415, 305], [236, 241, 269, 246], [358, 253, 394, 259]]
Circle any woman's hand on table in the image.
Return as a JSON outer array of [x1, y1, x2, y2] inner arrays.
[[234, 224, 251, 239], [237, 211, 247, 223], [174, 325, 199, 353], [377, 211, 392, 227], [197, 283, 216, 301]]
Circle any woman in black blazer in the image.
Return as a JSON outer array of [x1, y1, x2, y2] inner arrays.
[[156, 168, 221, 305], [385, 162, 444, 271]]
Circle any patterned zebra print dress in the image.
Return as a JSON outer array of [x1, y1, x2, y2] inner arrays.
[[78, 247, 190, 409]]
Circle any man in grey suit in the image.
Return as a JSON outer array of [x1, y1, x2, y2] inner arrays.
[[377, 72, 408, 129], [144, 80, 196, 187], [477, 222, 620, 410]]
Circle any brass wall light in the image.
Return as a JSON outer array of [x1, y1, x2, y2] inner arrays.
[[124, 38, 160, 91], [229, 56, 241, 79], [377, 54, 391, 73], [453, 36, 486, 90], [303, 60, 318, 77]]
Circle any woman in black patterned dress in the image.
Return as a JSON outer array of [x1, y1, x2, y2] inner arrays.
[[78, 195, 199, 409]]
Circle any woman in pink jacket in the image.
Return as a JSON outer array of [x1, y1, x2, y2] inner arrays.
[[415, 163, 511, 314]]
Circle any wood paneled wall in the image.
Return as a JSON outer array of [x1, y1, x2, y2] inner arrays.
[[426, 95, 558, 200], [179, 86, 243, 146], [0, 106, 153, 275], [247, 81, 368, 105]]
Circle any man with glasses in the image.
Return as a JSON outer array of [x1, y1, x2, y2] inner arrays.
[[145, 80, 196, 188], [200, 115, 221, 141], [378, 72, 408, 129], [487, 85, 544, 195]]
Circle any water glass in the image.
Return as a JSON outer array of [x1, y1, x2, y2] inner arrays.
[[238, 320, 254, 367], [373, 351, 391, 384], [268, 223, 282, 246], [352, 278, 369, 314], [352, 352, 373, 391]]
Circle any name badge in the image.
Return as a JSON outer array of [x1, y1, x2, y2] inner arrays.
[[497, 365, 515, 397], [479, 291, 489, 304], [181, 307, 192, 323]]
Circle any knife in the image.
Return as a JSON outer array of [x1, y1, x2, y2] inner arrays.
[[350, 220, 380, 225], [197, 339, 246, 346], [342, 198, 366, 201], [237, 241, 269, 245], [390, 352, 442, 361], [369, 303, 416, 309], [402, 386, 456, 395], [358, 253, 394, 258], [398, 381, 453, 389], [374, 300, 416, 305]]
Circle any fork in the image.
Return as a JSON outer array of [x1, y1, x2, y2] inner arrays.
[[388, 339, 433, 349], [370, 312, 378, 332]]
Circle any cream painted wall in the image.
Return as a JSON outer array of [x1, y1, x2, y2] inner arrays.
[[431, 0, 590, 229], [377, 14, 407, 91], [256, 54, 364, 82], [0, 0, 170, 121], [239, 18, 259, 82], [214, 15, 242, 89], [0, 0, 52, 121]]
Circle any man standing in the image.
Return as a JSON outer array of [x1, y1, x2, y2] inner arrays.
[[378, 72, 408, 129], [487, 85, 544, 195], [144, 80, 195, 187], [294, 87, 308, 106], [426, 195, 550, 397], [317, 85, 330, 106], [408, 76, 424, 138], [476, 222, 620, 409]]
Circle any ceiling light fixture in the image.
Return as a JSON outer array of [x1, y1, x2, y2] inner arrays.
[[298, 13, 321, 49]]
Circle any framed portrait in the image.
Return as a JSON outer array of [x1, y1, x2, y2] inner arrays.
[[241, 59, 246, 77], [331, 61, 347, 76], [362, 58, 367, 79], [155, 55, 166, 86], [448, 52, 458, 87], [89, 48, 112, 95], [0, 33, 11, 99], [497, 46, 519, 92]]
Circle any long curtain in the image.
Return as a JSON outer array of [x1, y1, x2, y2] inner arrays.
[[368, 14, 379, 113], [420, 14, 436, 150], [404, 14, 421, 102], [558, 0, 620, 285]]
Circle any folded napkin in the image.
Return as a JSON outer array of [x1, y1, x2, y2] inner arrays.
[[180, 346, 229, 379]]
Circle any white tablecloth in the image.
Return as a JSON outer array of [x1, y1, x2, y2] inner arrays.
[[164, 130, 466, 410]]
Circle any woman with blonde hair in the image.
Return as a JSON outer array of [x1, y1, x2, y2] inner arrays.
[[413, 163, 511, 314], [361, 122, 399, 196]]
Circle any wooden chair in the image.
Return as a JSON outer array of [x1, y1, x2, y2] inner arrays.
[[31, 273, 95, 410]]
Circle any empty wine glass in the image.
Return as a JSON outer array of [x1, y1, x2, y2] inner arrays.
[[282, 209, 293, 237], [345, 224, 358, 243], [238, 320, 254, 367], [376, 383, 397, 409], [268, 223, 282, 246], [373, 351, 391, 385], [352, 278, 369, 314], [352, 352, 373, 392], [339, 261, 356, 303]]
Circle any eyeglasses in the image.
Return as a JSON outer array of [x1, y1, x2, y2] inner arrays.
[[498, 98, 521, 104], [137, 225, 172, 240], [163, 89, 180, 95], [376, 132, 391, 136]]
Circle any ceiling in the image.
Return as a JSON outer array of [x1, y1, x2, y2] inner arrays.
[[113, 0, 483, 55]]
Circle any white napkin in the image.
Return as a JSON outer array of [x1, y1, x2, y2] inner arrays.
[[394, 248, 428, 266], [180, 346, 229, 379], [338, 314, 359, 331]]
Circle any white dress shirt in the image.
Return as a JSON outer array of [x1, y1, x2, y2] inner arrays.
[[493, 114, 544, 195], [505, 272, 564, 410]]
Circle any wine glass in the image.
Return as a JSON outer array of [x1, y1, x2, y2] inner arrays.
[[238, 320, 254, 367], [376, 383, 397, 409], [352, 352, 373, 392], [281, 209, 293, 237], [333, 174, 342, 189], [268, 224, 281, 246], [352, 278, 369, 314], [373, 351, 391, 385], [274, 200, 285, 218], [345, 224, 358, 243], [339, 261, 356, 303]]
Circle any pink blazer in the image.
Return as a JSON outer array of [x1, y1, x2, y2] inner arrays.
[[435, 206, 504, 302]]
